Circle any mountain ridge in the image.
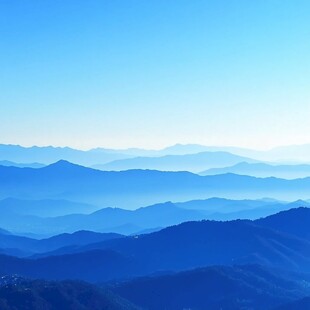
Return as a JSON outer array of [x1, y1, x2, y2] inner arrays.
[[93, 151, 258, 172], [1, 161, 310, 208], [201, 161, 310, 179]]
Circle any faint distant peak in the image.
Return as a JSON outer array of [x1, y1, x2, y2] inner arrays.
[[0, 160, 45, 168]]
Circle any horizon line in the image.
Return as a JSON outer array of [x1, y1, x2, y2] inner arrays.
[[1, 141, 310, 153]]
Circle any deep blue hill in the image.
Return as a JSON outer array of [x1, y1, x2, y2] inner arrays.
[[0, 249, 137, 282], [0, 228, 10, 235], [0, 277, 139, 310], [255, 207, 310, 240], [0, 230, 123, 257], [1, 209, 310, 282], [276, 297, 310, 310], [112, 264, 310, 310]]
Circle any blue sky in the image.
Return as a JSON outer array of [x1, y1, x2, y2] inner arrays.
[[1, 0, 310, 150]]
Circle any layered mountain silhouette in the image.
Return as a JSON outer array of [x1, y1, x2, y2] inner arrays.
[[0, 144, 133, 166], [201, 162, 310, 179], [3, 143, 310, 166], [0, 198, 306, 236], [0, 198, 100, 217], [0, 160, 45, 168], [1, 143, 310, 309], [1, 161, 310, 208], [162, 143, 310, 162], [93, 151, 257, 172], [175, 197, 305, 218], [0, 230, 123, 257], [0, 208, 310, 282], [0, 201, 206, 235]]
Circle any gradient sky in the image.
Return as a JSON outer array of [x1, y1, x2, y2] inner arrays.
[[1, 0, 310, 150]]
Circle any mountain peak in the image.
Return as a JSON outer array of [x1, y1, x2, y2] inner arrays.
[[45, 160, 78, 169]]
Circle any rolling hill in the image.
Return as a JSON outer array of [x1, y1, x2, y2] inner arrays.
[[255, 207, 310, 240], [112, 264, 310, 310], [1, 209, 310, 282], [0, 277, 139, 310], [0, 230, 123, 257]]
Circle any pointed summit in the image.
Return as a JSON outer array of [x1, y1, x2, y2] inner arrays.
[[43, 160, 89, 172], [45, 160, 75, 168]]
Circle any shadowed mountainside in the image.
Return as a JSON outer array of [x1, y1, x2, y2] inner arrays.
[[112, 264, 310, 310], [0, 277, 139, 310], [0, 209, 310, 282], [0, 230, 123, 257], [275, 297, 310, 310], [256, 207, 310, 240]]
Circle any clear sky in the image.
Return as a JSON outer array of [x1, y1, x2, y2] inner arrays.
[[1, 0, 310, 150]]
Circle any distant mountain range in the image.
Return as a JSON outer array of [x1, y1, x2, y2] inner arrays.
[[2, 142, 310, 166], [2, 142, 310, 309], [1, 161, 310, 208], [93, 151, 257, 172], [0, 197, 307, 236], [201, 162, 310, 179], [0, 160, 45, 168], [0, 144, 133, 166], [93, 142, 310, 162], [161, 143, 310, 162], [0, 230, 123, 257], [0, 201, 203, 235], [0, 198, 100, 217], [1, 208, 310, 283]]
